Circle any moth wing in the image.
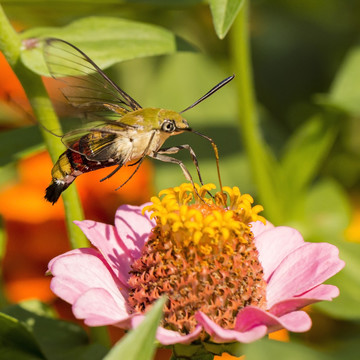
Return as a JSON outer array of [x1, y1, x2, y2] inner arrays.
[[43, 38, 142, 115], [61, 121, 137, 162]]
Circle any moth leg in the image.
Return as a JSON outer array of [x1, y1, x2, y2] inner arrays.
[[114, 130, 156, 190], [127, 158, 142, 166], [157, 145, 215, 199], [157, 145, 204, 186], [115, 156, 145, 190], [100, 163, 123, 182], [150, 152, 205, 201]]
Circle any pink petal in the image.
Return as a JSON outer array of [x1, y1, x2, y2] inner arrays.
[[235, 306, 312, 333], [114, 204, 155, 259], [156, 326, 203, 345], [276, 311, 312, 332], [255, 226, 305, 281], [269, 284, 340, 317], [50, 253, 127, 306], [73, 288, 131, 326], [250, 220, 274, 237], [74, 220, 132, 286], [48, 248, 97, 273], [266, 242, 345, 308], [195, 312, 267, 343], [130, 315, 203, 345], [301, 283, 340, 300]]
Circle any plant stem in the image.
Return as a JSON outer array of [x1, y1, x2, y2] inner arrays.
[[0, 5, 21, 65], [0, 4, 89, 248], [230, 0, 283, 224]]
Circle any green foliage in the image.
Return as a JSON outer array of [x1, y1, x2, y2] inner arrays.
[[304, 180, 350, 241], [208, 0, 245, 39], [0, 126, 43, 168], [280, 114, 339, 203], [103, 297, 165, 360], [1, 301, 108, 360], [245, 336, 360, 360], [317, 238, 360, 319], [245, 338, 333, 360], [20, 17, 194, 76], [302, 180, 360, 319], [0, 312, 44, 360], [328, 46, 360, 115]]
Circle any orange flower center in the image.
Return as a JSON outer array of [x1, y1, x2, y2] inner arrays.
[[127, 184, 267, 338]]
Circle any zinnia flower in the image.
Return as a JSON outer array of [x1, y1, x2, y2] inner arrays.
[[48, 183, 344, 352]]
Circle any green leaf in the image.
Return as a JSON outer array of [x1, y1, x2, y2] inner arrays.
[[315, 239, 360, 319], [299, 179, 360, 319], [0, 312, 44, 360], [3, 302, 108, 360], [20, 16, 193, 76], [281, 113, 339, 200], [0, 125, 44, 168], [304, 179, 350, 241], [209, 0, 245, 39], [245, 338, 333, 360], [328, 46, 360, 115], [16, 300, 58, 319], [104, 297, 166, 360]]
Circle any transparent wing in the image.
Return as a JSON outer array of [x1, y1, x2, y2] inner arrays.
[[43, 38, 142, 114]]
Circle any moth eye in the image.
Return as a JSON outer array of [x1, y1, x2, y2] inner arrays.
[[161, 119, 176, 133]]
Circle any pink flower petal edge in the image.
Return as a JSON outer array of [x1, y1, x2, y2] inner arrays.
[[235, 306, 312, 333], [74, 220, 132, 287], [250, 220, 274, 237], [269, 284, 339, 317], [114, 204, 155, 259], [266, 242, 344, 308], [254, 224, 305, 282], [49, 252, 128, 310], [47, 247, 96, 273], [131, 315, 203, 345], [196, 312, 267, 343], [73, 288, 132, 327]]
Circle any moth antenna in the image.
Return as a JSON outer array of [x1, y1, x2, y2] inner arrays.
[[180, 75, 235, 114]]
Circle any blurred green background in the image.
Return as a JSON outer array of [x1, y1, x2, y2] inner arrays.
[[1, 0, 360, 359]]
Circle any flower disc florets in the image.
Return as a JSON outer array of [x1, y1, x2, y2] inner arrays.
[[127, 183, 266, 337]]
